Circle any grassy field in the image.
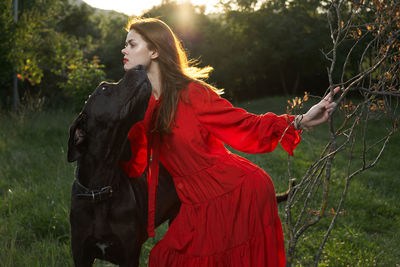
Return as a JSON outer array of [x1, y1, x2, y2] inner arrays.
[[0, 96, 399, 266]]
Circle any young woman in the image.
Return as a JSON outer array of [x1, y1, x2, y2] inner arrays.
[[120, 18, 338, 266]]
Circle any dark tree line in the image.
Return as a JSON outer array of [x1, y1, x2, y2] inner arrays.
[[0, 0, 369, 110], [0, 0, 128, 110], [144, 0, 333, 102]]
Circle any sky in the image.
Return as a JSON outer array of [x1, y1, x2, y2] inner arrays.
[[82, 0, 221, 16]]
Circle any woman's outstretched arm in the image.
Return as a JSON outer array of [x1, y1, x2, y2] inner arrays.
[[295, 87, 340, 130]]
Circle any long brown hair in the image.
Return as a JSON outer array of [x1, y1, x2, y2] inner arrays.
[[126, 17, 222, 133]]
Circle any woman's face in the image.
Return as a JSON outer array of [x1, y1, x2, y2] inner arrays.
[[121, 30, 156, 71]]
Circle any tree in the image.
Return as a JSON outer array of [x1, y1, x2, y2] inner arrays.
[[0, 0, 14, 109], [142, 0, 332, 101], [2, 0, 107, 110], [90, 10, 128, 82], [283, 0, 400, 265]]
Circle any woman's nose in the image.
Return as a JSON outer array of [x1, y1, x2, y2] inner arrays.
[[121, 48, 127, 55]]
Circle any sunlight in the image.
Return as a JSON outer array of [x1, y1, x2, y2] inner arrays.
[[177, 2, 192, 24], [82, 0, 160, 15], [82, 0, 220, 16], [188, 0, 220, 13]]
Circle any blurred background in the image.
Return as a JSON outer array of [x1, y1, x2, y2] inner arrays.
[[1, 0, 354, 112]]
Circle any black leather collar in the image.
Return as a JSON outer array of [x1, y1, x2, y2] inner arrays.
[[72, 179, 115, 202]]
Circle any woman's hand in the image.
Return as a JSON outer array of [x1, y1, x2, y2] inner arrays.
[[295, 87, 341, 130]]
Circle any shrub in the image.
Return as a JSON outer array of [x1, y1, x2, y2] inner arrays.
[[59, 56, 106, 110]]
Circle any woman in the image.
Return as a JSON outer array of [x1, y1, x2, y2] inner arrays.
[[120, 18, 338, 266]]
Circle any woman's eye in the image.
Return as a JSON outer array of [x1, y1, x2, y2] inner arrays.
[[125, 43, 135, 48]]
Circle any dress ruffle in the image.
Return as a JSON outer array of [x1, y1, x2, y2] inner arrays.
[[149, 169, 286, 267]]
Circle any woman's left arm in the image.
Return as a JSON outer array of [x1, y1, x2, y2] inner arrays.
[[295, 87, 341, 130], [186, 83, 302, 156]]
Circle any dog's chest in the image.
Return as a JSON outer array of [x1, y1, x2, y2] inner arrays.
[[96, 242, 109, 255]]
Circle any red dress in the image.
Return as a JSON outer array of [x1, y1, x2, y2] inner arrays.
[[121, 82, 301, 266]]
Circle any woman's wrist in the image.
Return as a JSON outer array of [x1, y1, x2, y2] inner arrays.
[[294, 114, 309, 130], [294, 115, 303, 130]]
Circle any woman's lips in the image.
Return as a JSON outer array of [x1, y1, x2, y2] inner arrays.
[[123, 58, 128, 64]]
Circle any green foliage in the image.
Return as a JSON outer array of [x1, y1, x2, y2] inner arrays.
[[10, 0, 61, 89], [144, 0, 331, 102], [1, 0, 372, 110], [90, 11, 128, 81], [1, 0, 114, 110], [58, 56, 106, 110], [58, 2, 100, 39], [0, 0, 15, 108]]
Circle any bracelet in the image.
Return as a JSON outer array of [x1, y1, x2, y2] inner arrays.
[[294, 115, 304, 130]]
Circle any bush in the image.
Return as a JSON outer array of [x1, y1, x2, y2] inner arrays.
[[59, 56, 106, 110]]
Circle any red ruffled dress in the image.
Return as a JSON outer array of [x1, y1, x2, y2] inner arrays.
[[120, 82, 301, 266]]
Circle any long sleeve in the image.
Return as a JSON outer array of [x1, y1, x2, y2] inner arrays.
[[119, 121, 148, 178], [186, 83, 301, 156]]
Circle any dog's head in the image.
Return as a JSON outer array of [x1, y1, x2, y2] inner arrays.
[[67, 65, 152, 162]]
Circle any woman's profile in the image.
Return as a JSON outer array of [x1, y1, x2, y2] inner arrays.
[[120, 17, 338, 266]]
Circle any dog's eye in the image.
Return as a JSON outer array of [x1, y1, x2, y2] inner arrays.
[[101, 85, 109, 93], [101, 85, 112, 96]]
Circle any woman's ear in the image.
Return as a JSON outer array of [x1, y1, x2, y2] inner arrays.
[[150, 50, 159, 60]]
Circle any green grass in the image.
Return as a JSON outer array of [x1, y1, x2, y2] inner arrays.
[[0, 110, 74, 266], [0, 96, 399, 266]]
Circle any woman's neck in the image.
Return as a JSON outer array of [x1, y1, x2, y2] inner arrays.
[[147, 62, 162, 100]]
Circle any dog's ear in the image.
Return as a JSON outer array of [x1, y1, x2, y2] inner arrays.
[[67, 114, 86, 162]]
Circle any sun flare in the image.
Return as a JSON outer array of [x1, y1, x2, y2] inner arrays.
[[82, 0, 220, 16]]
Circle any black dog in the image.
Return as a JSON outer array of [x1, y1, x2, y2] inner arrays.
[[67, 65, 294, 266], [67, 65, 180, 266]]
